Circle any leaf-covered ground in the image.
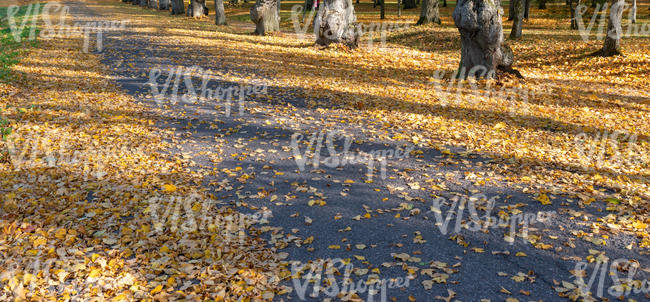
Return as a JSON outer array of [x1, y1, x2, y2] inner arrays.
[[0, 0, 648, 301]]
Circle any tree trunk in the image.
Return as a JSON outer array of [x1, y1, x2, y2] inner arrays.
[[188, 0, 208, 17], [596, 0, 624, 56], [314, 0, 359, 48], [150, 0, 159, 8], [215, 0, 227, 24], [140, 0, 148, 6], [509, 0, 514, 20], [171, 0, 185, 14], [416, 0, 441, 25], [398, 0, 402, 17], [524, 0, 531, 19], [511, 0, 524, 38], [453, 0, 513, 78], [538, 0, 546, 9], [569, 0, 580, 29], [251, 0, 280, 35], [403, 0, 417, 9], [442, 0, 446, 7], [381, 0, 385, 19], [159, 0, 170, 9], [631, 0, 636, 23]]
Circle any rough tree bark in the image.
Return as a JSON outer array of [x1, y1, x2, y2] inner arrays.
[[403, 0, 417, 9], [594, 0, 624, 56], [453, 0, 516, 78], [524, 0, 531, 19], [510, 0, 524, 38], [215, 0, 227, 25], [314, 0, 359, 48], [416, 0, 441, 25], [569, 0, 580, 29], [250, 0, 280, 35], [538, 0, 546, 9], [159, 0, 170, 10], [188, 0, 208, 17], [171, 0, 185, 14]]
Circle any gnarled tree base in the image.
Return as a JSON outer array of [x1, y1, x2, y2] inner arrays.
[[250, 0, 280, 35], [314, 0, 359, 48]]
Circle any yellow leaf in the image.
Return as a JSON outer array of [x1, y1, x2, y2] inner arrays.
[[33, 237, 47, 248], [150, 284, 163, 295], [494, 122, 507, 130], [536, 194, 551, 205], [88, 269, 101, 278], [162, 184, 177, 192]]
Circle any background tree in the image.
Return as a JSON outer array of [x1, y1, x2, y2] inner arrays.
[[403, 0, 417, 9], [188, 0, 208, 17], [398, 0, 402, 17], [524, 0, 531, 19], [250, 0, 280, 35], [594, 0, 624, 56], [159, 0, 170, 9], [538, 0, 546, 9], [148, 0, 159, 8], [314, 0, 359, 47], [453, 0, 515, 78], [631, 0, 636, 23], [416, 0, 441, 25], [509, 0, 514, 20], [511, 0, 524, 38], [215, 0, 227, 25], [569, 0, 580, 29], [171, 0, 184, 14]]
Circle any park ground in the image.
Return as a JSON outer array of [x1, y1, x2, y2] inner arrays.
[[0, 0, 648, 301]]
